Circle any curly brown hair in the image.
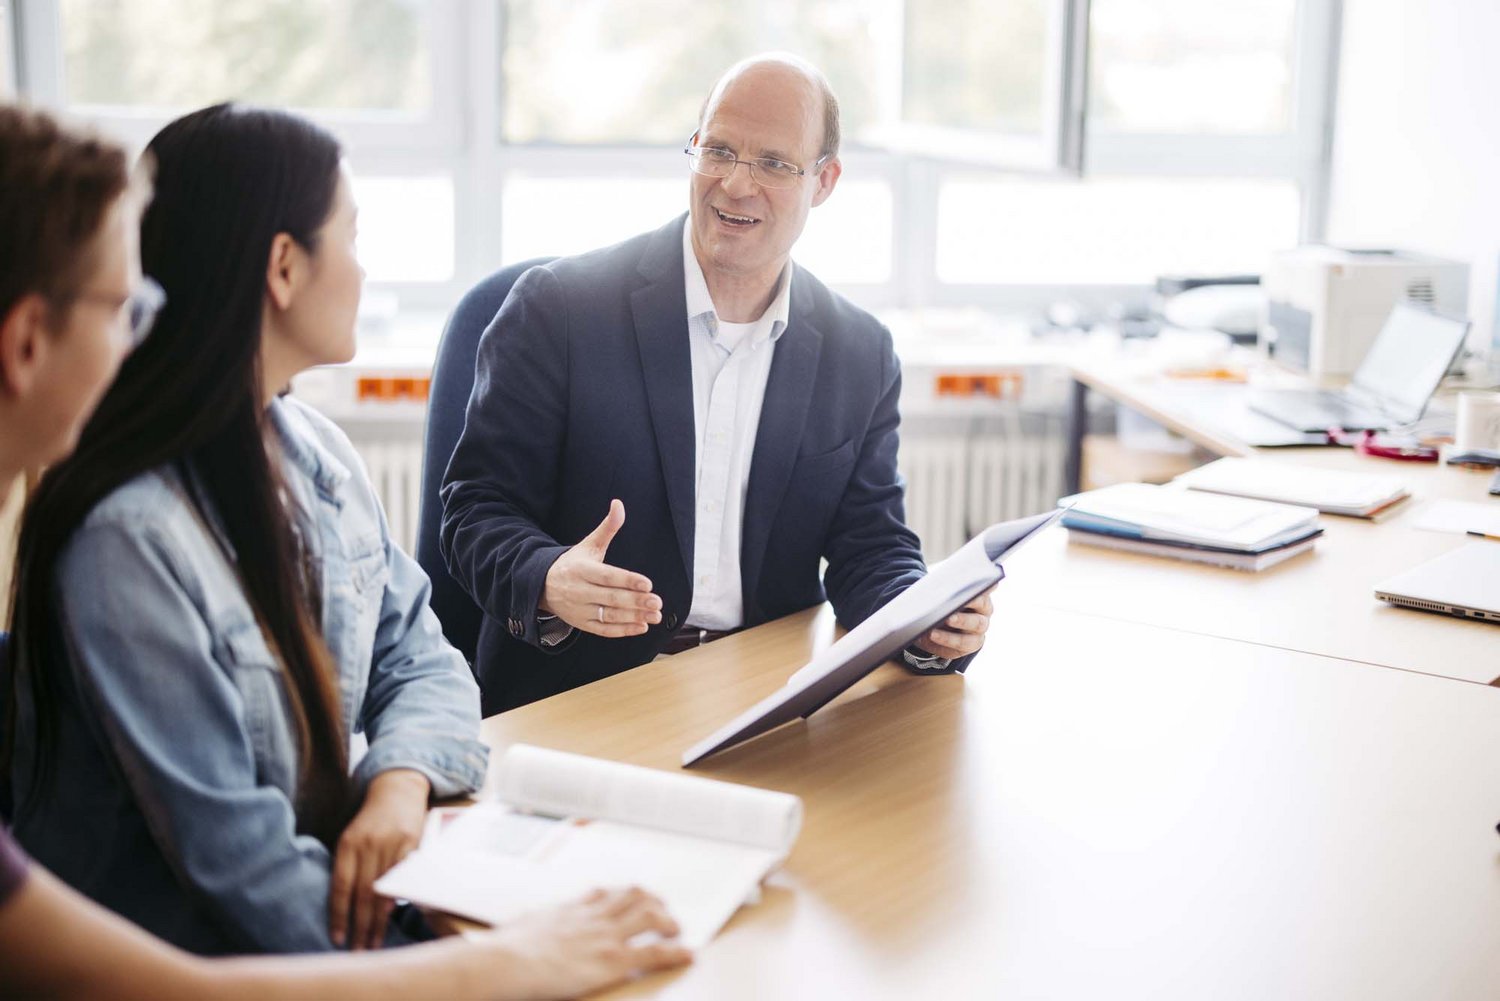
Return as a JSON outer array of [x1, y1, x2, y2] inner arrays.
[[0, 104, 131, 321]]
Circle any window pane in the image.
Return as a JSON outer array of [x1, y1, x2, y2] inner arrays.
[[937, 176, 1301, 284], [792, 180, 893, 285], [501, 1, 887, 144], [502, 177, 686, 259], [1090, 0, 1296, 133], [903, 0, 1050, 135], [351, 175, 454, 283], [500, 174, 891, 286], [60, 0, 432, 113], [0, 5, 14, 99]]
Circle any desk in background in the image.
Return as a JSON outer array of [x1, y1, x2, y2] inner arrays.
[[480, 602, 1500, 1000], [1054, 360, 1500, 685]]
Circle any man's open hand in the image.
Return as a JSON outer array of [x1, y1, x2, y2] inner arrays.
[[539, 499, 664, 637]]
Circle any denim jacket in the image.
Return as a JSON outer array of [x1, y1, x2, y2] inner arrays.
[[9, 396, 487, 954]]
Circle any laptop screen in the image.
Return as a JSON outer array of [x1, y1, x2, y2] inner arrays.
[[1350, 302, 1470, 423]]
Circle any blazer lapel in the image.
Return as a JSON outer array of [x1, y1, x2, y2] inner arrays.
[[741, 270, 824, 604], [630, 216, 696, 581]]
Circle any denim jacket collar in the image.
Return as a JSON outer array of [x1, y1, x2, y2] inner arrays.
[[268, 395, 350, 507]]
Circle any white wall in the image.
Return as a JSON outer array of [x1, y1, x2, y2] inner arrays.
[[1326, 0, 1500, 352]]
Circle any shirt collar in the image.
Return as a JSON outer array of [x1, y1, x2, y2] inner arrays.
[[681, 215, 792, 347]]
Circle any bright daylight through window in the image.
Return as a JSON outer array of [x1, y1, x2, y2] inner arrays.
[[30, 0, 1325, 312]]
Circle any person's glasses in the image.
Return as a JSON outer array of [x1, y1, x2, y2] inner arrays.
[[683, 135, 829, 190], [74, 276, 166, 351]]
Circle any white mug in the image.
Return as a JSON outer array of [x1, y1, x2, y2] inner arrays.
[[1455, 390, 1500, 451]]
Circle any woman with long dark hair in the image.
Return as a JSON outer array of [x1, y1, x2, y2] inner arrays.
[[0, 99, 687, 1000], [12, 102, 486, 954]]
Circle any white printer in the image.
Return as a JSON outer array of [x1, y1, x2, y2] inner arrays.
[[1261, 246, 1468, 377]]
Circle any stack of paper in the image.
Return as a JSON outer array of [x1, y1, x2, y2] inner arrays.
[[1173, 457, 1409, 518], [1060, 482, 1322, 571]]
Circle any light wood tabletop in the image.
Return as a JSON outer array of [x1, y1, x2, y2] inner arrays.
[[480, 603, 1500, 1000], [1060, 363, 1500, 685]]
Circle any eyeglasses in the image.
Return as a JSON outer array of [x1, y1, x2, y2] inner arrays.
[[73, 276, 167, 351], [683, 135, 829, 190]]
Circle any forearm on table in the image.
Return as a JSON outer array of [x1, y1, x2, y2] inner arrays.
[[203, 936, 524, 1001], [0, 864, 542, 1001]]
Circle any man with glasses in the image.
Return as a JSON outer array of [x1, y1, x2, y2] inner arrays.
[[443, 53, 994, 715]]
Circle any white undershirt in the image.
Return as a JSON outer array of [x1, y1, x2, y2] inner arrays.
[[682, 216, 792, 630]]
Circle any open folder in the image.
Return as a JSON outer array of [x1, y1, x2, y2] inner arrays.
[[374, 745, 802, 949], [682, 508, 1064, 767]]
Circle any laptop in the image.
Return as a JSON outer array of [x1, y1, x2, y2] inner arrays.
[[1250, 302, 1470, 433], [1374, 542, 1500, 624]]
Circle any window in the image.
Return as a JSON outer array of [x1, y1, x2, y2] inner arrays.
[[1090, 0, 1297, 134], [58, 0, 433, 115], [0, 1, 15, 97], [937, 176, 1301, 285], [502, 0, 887, 146], [10, 0, 1339, 322], [15, 0, 464, 293], [351, 174, 455, 284], [500, 0, 1084, 171]]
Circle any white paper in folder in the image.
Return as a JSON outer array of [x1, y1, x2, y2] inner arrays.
[[375, 745, 802, 949]]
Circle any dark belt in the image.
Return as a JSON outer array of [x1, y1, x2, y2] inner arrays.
[[657, 624, 739, 656]]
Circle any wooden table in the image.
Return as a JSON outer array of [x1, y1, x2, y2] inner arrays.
[[481, 604, 1500, 1000], [1056, 363, 1500, 685]]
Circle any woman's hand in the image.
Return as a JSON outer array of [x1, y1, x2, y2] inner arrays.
[[329, 768, 431, 950], [484, 887, 692, 1000]]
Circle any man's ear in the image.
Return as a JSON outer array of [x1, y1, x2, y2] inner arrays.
[[810, 156, 842, 208], [0, 294, 52, 398], [265, 232, 303, 312]]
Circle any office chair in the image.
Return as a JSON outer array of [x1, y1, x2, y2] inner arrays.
[[415, 257, 556, 666]]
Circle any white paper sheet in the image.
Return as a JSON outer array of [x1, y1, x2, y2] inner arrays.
[[1410, 499, 1500, 537]]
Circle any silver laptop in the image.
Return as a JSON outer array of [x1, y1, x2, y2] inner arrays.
[[1250, 302, 1470, 433], [1374, 542, 1500, 624]]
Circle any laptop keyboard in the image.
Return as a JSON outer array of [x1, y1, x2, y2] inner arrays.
[[1249, 390, 1389, 431]]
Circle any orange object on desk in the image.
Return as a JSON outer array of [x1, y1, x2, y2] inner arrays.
[[1162, 367, 1247, 382]]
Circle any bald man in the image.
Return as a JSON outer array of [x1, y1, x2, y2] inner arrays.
[[442, 55, 993, 714]]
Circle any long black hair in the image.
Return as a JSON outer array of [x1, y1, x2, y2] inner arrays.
[[6, 103, 354, 846]]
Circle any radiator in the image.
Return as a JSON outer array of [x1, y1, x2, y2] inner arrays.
[[344, 429, 425, 556], [899, 411, 1068, 562], [332, 411, 1066, 567]]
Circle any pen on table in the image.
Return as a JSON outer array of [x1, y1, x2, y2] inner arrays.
[[1465, 531, 1500, 542]]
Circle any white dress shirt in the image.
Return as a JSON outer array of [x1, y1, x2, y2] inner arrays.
[[682, 217, 791, 630]]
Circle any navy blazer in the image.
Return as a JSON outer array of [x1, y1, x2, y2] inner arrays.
[[441, 214, 954, 715]]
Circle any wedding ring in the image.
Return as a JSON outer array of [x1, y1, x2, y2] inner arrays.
[[596, 604, 604, 622]]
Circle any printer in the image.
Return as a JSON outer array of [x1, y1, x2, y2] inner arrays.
[[1261, 246, 1468, 377]]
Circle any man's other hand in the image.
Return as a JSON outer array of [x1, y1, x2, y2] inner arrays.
[[912, 590, 993, 661], [539, 499, 664, 637]]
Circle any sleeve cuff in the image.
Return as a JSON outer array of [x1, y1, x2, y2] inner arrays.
[[902, 645, 951, 672], [536, 614, 576, 648], [354, 741, 489, 800]]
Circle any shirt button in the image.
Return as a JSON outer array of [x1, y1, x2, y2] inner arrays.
[[703, 499, 718, 513], [699, 575, 713, 586]]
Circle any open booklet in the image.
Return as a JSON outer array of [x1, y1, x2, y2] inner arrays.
[[373, 744, 802, 949], [682, 507, 1065, 767]]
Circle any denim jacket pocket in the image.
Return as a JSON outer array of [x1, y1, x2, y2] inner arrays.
[[215, 622, 299, 796], [347, 536, 389, 594]]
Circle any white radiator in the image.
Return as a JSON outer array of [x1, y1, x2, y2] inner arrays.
[[330, 410, 1067, 567], [344, 429, 425, 555], [899, 411, 1068, 562]]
